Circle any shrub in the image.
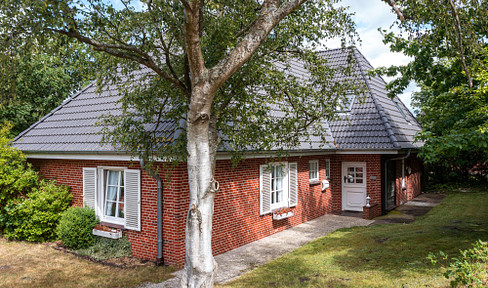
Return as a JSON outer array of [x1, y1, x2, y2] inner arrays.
[[76, 236, 132, 260], [57, 207, 99, 250], [1, 180, 72, 242], [429, 240, 488, 287], [0, 123, 38, 210]]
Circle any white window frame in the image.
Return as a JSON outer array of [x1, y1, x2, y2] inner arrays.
[[325, 159, 331, 180], [336, 94, 356, 114], [309, 160, 319, 182], [97, 166, 126, 226], [269, 162, 289, 210], [394, 101, 411, 124]]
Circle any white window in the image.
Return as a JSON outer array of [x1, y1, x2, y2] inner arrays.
[[271, 164, 285, 207], [260, 162, 298, 215], [102, 169, 125, 224], [325, 159, 331, 180], [394, 101, 411, 123], [83, 167, 141, 231], [309, 160, 319, 182], [336, 94, 355, 113], [345, 166, 364, 184]]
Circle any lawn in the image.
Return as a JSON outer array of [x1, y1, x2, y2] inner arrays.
[[0, 240, 175, 288], [219, 188, 488, 287]]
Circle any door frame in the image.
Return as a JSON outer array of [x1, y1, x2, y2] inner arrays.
[[342, 162, 367, 211], [385, 160, 396, 211]]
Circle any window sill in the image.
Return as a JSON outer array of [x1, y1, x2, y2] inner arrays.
[[309, 180, 320, 186]]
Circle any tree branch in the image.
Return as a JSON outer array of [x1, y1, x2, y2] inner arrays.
[[183, 0, 206, 82], [382, 0, 407, 21], [208, 0, 308, 92], [448, 0, 473, 89], [46, 28, 190, 96]]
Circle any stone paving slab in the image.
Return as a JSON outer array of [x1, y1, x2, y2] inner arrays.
[[372, 193, 445, 225], [140, 214, 373, 288]]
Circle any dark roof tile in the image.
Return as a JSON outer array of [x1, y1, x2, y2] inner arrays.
[[13, 47, 422, 154]]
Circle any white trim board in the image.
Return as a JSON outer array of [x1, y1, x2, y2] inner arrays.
[[26, 153, 139, 161], [25, 150, 400, 161]]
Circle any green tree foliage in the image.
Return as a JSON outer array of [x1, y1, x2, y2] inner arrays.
[[429, 240, 488, 287], [0, 0, 360, 163], [379, 0, 488, 180], [0, 123, 38, 207], [1, 180, 72, 242], [0, 36, 94, 136], [57, 207, 99, 250], [0, 123, 73, 241], [0, 1, 360, 285]]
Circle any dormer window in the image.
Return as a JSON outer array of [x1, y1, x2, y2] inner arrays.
[[394, 101, 411, 123], [336, 94, 355, 113]]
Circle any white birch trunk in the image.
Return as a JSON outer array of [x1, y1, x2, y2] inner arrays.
[[180, 88, 219, 287]]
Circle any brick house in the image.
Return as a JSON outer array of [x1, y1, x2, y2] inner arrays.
[[13, 47, 423, 266]]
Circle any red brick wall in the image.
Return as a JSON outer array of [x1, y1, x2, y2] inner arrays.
[[30, 159, 166, 262], [29, 153, 384, 267], [395, 154, 423, 206]]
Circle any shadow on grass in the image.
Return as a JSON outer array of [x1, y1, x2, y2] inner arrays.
[[221, 191, 488, 288]]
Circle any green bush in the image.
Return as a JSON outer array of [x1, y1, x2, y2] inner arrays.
[[76, 236, 132, 260], [57, 207, 99, 250], [0, 123, 38, 209], [429, 240, 488, 287], [1, 180, 72, 242]]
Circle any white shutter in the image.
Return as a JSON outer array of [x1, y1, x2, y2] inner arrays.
[[288, 162, 298, 207], [260, 165, 271, 215], [83, 168, 97, 210], [124, 169, 141, 231]]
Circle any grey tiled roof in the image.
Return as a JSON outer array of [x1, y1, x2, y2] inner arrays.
[[323, 47, 422, 150], [13, 47, 421, 154]]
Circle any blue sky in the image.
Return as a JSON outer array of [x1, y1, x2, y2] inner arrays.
[[107, 0, 417, 112]]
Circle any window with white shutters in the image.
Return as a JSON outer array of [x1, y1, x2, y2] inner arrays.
[[83, 166, 141, 230], [260, 162, 298, 214]]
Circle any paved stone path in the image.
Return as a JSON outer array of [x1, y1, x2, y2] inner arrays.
[[139, 214, 373, 287], [372, 193, 445, 225]]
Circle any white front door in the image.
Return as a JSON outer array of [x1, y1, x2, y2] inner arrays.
[[342, 162, 367, 211]]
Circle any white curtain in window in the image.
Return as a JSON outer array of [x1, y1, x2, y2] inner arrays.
[[105, 171, 119, 217]]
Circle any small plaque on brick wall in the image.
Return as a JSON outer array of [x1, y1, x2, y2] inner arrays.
[[370, 176, 377, 180]]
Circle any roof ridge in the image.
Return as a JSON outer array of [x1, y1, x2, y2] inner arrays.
[[352, 48, 400, 149], [14, 81, 96, 142]]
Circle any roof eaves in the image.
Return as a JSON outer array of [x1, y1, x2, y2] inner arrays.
[[13, 81, 96, 142], [352, 48, 401, 149]]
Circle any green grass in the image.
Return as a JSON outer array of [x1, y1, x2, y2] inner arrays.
[[220, 189, 488, 288], [0, 239, 175, 288], [76, 236, 132, 260]]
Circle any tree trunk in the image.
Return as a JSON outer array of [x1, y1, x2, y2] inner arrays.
[[180, 87, 219, 287]]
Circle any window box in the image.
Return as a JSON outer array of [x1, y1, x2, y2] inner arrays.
[[272, 207, 295, 220], [92, 224, 122, 239]]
